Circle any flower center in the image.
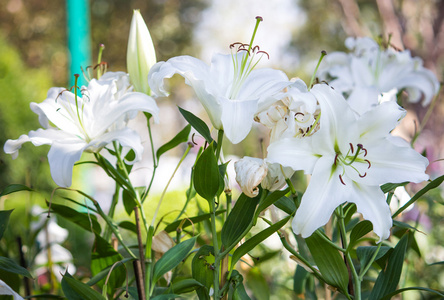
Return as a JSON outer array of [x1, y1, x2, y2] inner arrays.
[[334, 143, 371, 185]]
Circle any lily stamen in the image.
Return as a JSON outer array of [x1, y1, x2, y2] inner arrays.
[[339, 174, 346, 185]]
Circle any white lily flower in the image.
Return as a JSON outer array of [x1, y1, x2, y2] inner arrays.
[[235, 156, 293, 197], [148, 47, 290, 144], [267, 84, 429, 241], [4, 72, 159, 187], [0, 280, 23, 300], [127, 9, 157, 94], [319, 37, 440, 114]]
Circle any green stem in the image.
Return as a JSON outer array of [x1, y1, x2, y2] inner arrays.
[[308, 50, 327, 91], [215, 129, 224, 161], [359, 242, 382, 281], [210, 199, 220, 299], [337, 206, 361, 299], [142, 119, 158, 203], [103, 183, 121, 241]]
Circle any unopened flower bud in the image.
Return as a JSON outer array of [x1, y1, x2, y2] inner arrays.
[[127, 9, 157, 94]]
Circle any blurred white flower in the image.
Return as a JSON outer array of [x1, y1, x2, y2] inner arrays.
[[4, 72, 159, 187], [319, 37, 440, 114], [268, 84, 429, 241]]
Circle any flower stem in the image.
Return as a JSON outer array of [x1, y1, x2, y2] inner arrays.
[[308, 50, 327, 91]]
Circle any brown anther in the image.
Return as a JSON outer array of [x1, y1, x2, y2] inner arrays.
[[191, 133, 198, 145], [334, 153, 339, 165], [339, 174, 346, 185], [359, 172, 367, 178], [256, 16, 263, 21], [357, 144, 368, 156], [349, 143, 354, 154], [257, 50, 270, 59], [365, 159, 371, 169]]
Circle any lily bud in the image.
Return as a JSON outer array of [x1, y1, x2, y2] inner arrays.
[[127, 9, 156, 94], [234, 157, 268, 198]]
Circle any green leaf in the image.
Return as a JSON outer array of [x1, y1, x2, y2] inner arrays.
[[379, 287, 444, 300], [356, 246, 391, 270], [24, 294, 65, 298], [369, 233, 410, 299], [178, 107, 215, 146], [0, 256, 32, 278], [49, 202, 101, 234], [87, 258, 133, 286], [168, 278, 204, 294], [122, 189, 138, 216], [117, 221, 137, 234], [393, 220, 421, 232], [273, 196, 297, 215], [393, 175, 444, 217], [90, 234, 125, 294], [62, 272, 106, 300], [231, 216, 290, 268], [193, 144, 220, 202], [349, 220, 373, 248], [153, 236, 197, 283], [247, 268, 270, 300], [0, 210, 13, 241], [381, 182, 408, 193], [0, 184, 32, 197], [256, 189, 289, 217], [192, 245, 214, 300], [217, 162, 229, 197], [293, 265, 308, 294], [228, 270, 251, 300], [151, 294, 182, 300], [305, 231, 349, 293], [124, 149, 136, 174], [221, 193, 259, 248], [164, 210, 226, 233], [157, 124, 192, 160], [428, 261, 444, 266]]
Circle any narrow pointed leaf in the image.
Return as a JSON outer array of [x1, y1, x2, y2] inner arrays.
[[62, 272, 106, 300], [168, 278, 204, 294], [87, 258, 134, 286], [256, 189, 289, 217], [393, 175, 444, 217], [231, 216, 290, 268], [118, 220, 138, 234], [0, 256, 32, 278], [164, 210, 226, 233], [153, 236, 197, 283], [381, 182, 408, 193], [356, 246, 391, 270], [156, 124, 191, 160], [0, 184, 32, 197], [305, 231, 349, 292], [221, 193, 259, 248], [49, 202, 101, 234], [0, 210, 13, 240], [273, 196, 297, 215], [193, 144, 220, 201], [122, 189, 138, 216], [191, 245, 214, 300], [379, 287, 444, 300], [178, 107, 215, 146], [369, 233, 410, 299], [349, 220, 373, 248]]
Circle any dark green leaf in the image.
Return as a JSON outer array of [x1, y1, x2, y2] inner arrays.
[[151, 294, 182, 300], [381, 182, 408, 193], [117, 221, 137, 234], [0, 210, 13, 240], [192, 245, 214, 300], [305, 231, 349, 293], [124, 149, 136, 173], [379, 287, 444, 300], [221, 193, 259, 248], [193, 144, 220, 201], [228, 270, 251, 300], [62, 272, 106, 300], [0, 184, 32, 197], [428, 261, 444, 266], [369, 233, 410, 299], [0, 256, 32, 278], [217, 162, 229, 197], [49, 202, 101, 234], [164, 210, 226, 233], [90, 234, 125, 294], [356, 246, 391, 270], [256, 189, 289, 218], [168, 278, 203, 294], [24, 294, 65, 299], [178, 107, 215, 146], [273, 196, 297, 215], [231, 216, 290, 268], [393, 175, 444, 217], [122, 189, 137, 216], [246, 268, 270, 300], [87, 258, 133, 286], [153, 236, 197, 283], [293, 265, 308, 294], [349, 220, 373, 248], [393, 220, 421, 232], [156, 125, 191, 160]]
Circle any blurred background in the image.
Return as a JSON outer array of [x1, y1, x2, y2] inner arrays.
[[0, 0, 444, 298]]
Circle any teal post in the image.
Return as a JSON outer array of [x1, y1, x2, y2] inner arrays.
[[67, 0, 91, 86]]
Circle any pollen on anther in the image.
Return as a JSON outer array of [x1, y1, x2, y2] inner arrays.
[[365, 159, 371, 169], [349, 143, 354, 154]]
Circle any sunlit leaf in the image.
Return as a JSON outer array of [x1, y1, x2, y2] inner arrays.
[[156, 124, 191, 160], [178, 107, 215, 146], [193, 144, 220, 202], [0, 256, 32, 278], [0, 184, 32, 197]]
